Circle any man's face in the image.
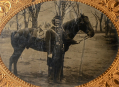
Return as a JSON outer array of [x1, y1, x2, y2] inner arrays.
[[55, 19, 61, 26]]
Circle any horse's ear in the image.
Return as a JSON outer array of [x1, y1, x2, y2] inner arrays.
[[80, 13, 84, 17], [80, 10, 84, 16], [80, 13, 85, 18], [80, 13, 83, 17]]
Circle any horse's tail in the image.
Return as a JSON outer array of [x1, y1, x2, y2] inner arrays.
[[11, 32, 14, 39], [11, 31, 16, 40], [11, 31, 18, 47]]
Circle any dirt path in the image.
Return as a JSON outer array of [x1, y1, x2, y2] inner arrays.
[[0, 33, 118, 87]]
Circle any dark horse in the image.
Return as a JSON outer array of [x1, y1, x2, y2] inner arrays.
[[9, 14, 94, 79]]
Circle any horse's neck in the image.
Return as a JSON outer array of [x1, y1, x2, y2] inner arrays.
[[63, 19, 80, 39]]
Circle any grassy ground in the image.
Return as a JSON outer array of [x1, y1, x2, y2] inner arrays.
[[0, 33, 118, 87]]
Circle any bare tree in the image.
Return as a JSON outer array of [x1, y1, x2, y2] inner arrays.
[[100, 13, 103, 31], [16, 13, 19, 30], [23, 9, 28, 28], [23, 8, 32, 28], [15, 12, 24, 30], [91, 9, 104, 32], [91, 10, 98, 31], [28, 3, 43, 28], [105, 16, 112, 37]]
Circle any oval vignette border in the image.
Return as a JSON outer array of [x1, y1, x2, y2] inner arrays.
[[0, 0, 119, 87]]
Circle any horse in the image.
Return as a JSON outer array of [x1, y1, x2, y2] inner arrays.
[[46, 14, 95, 81], [9, 14, 95, 78]]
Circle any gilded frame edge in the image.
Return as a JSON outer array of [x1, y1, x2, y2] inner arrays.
[[0, 0, 119, 87]]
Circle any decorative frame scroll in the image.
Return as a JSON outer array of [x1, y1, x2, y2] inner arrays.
[[0, 0, 119, 87]]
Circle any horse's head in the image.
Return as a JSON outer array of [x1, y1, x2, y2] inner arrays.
[[77, 14, 95, 37]]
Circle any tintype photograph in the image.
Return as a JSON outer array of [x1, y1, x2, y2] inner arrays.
[[0, 1, 118, 87]]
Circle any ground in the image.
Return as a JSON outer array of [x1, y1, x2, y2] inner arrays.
[[0, 33, 118, 87]]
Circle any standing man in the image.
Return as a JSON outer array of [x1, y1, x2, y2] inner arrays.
[[45, 15, 65, 82]]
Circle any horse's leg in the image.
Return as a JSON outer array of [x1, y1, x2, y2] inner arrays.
[[9, 53, 14, 72], [9, 48, 24, 75], [9, 50, 17, 72]]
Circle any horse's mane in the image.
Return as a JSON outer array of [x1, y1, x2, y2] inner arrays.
[[63, 17, 80, 30], [62, 17, 81, 39]]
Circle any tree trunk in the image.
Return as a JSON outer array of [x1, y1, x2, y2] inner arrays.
[[16, 14, 19, 30], [32, 16, 38, 28], [28, 3, 41, 28], [24, 9, 28, 28], [62, 1, 66, 18], [105, 17, 109, 36], [95, 18, 98, 31], [100, 13, 103, 32], [91, 10, 98, 32]]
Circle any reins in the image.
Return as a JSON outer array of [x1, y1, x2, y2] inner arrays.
[[79, 35, 88, 76]]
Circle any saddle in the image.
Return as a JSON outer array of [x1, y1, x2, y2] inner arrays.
[[26, 28, 45, 48]]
